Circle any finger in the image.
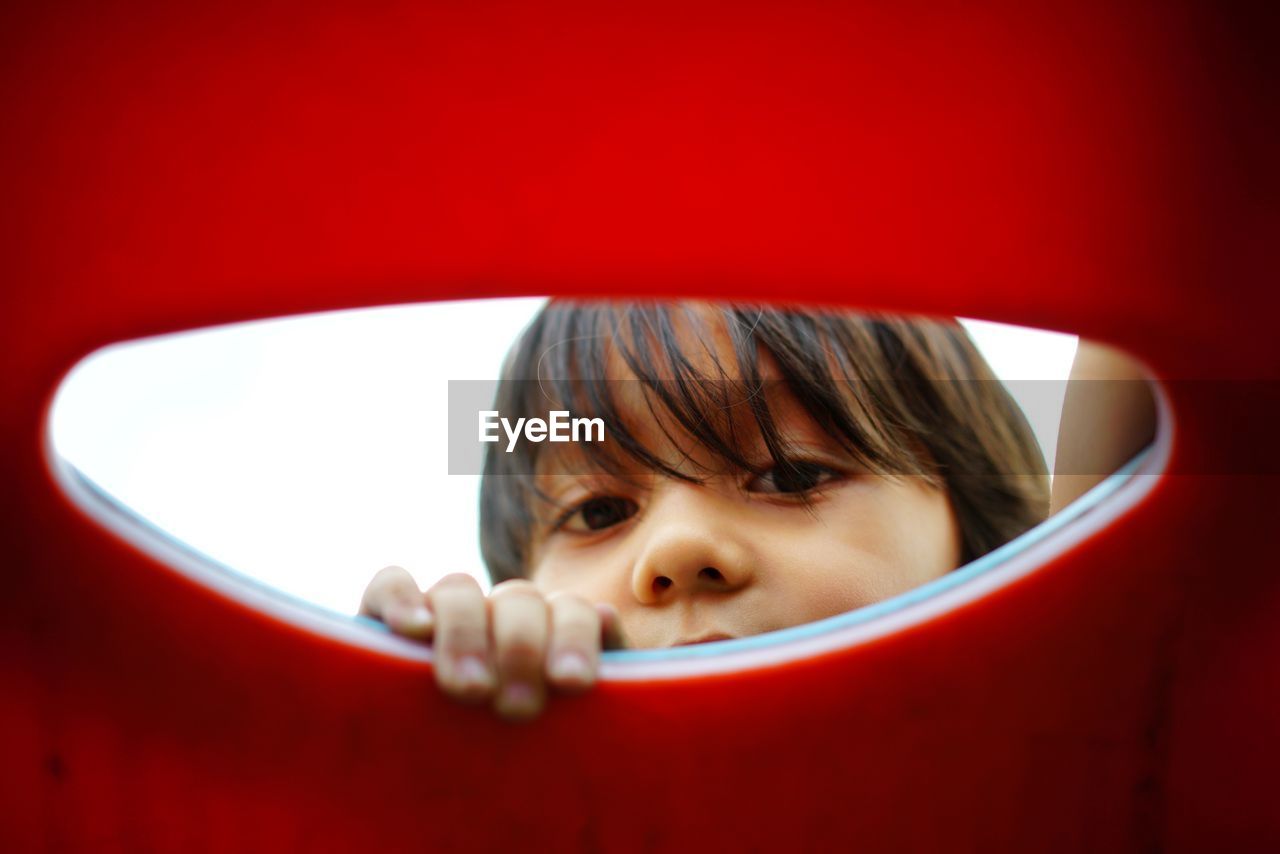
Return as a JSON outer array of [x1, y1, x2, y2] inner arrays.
[[358, 566, 434, 639], [489, 580, 550, 720], [545, 594, 601, 693], [596, 602, 630, 651], [426, 573, 494, 702]]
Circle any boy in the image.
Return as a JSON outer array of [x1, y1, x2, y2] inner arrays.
[[360, 300, 1155, 720]]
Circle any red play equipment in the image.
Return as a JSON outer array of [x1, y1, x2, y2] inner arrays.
[[2, 1, 1276, 850]]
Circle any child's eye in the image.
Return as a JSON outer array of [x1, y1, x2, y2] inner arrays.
[[554, 496, 639, 533], [745, 461, 843, 496]]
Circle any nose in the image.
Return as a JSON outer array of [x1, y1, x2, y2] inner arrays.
[[630, 482, 757, 604]]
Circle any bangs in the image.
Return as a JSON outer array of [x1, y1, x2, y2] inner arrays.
[[492, 301, 938, 487]]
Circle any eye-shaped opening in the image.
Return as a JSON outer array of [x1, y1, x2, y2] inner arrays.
[[43, 297, 1168, 679]]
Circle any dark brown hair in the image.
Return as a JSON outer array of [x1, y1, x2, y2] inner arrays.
[[479, 300, 1049, 584]]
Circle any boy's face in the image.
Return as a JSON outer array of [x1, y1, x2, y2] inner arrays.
[[523, 309, 963, 649]]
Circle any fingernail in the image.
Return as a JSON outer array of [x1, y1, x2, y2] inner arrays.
[[551, 652, 591, 684], [498, 682, 539, 717], [454, 655, 491, 690], [406, 606, 432, 631]]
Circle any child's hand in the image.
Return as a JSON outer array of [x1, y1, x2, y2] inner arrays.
[[358, 567, 626, 720]]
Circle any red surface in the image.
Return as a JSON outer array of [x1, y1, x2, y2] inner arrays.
[[1, 1, 1276, 850]]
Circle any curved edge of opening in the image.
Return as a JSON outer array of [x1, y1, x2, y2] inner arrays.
[[40, 351, 1173, 683], [41, 415, 441, 665]]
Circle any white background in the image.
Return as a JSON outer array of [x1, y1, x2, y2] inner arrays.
[[49, 298, 1077, 615]]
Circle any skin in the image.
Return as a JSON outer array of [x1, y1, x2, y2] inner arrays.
[[361, 309, 963, 720], [359, 321, 1156, 722], [1049, 340, 1158, 514], [360, 401, 960, 719], [524, 388, 964, 651]]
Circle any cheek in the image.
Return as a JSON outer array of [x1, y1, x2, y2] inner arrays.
[[837, 480, 961, 591], [529, 550, 625, 604], [767, 481, 961, 613]]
